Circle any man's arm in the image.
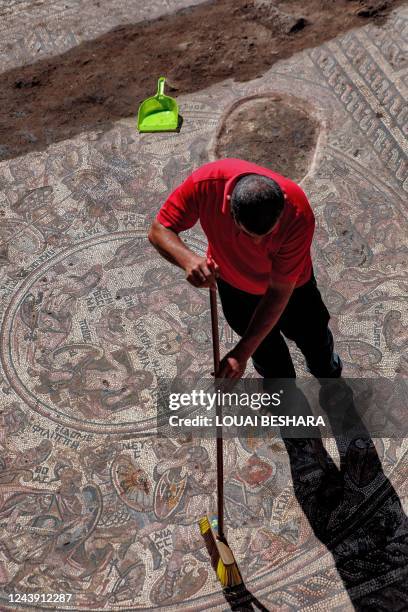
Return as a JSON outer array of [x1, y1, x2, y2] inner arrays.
[[148, 220, 218, 288], [235, 280, 295, 359], [216, 279, 296, 378]]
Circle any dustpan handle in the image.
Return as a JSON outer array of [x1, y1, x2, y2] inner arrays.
[[157, 77, 166, 97]]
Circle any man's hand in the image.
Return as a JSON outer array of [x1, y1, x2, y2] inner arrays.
[[185, 255, 219, 288], [216, 347, 249, 379], [148, 221, 219, 288]]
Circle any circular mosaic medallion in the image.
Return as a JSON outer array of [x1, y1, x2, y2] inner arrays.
[[0, 230, 210, 434]]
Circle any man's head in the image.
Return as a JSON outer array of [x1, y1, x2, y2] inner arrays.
[[229, 174, 285, 241]]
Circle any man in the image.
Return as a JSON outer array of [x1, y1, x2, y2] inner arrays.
[[148, 158, 341, 380]]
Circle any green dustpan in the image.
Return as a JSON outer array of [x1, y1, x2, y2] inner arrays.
[[137, 77, 179, 132]]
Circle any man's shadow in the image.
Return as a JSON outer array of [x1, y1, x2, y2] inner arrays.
[[222, 583, 270, 612], [280, 379, 408, 610]]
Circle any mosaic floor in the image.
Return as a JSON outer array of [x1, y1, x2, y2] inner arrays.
[[0, 1, 407, 610]]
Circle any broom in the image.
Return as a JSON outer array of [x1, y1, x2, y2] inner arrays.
[[198, 285, 242, 588]]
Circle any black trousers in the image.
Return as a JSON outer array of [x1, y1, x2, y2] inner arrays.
[[216, 272, 342, 379]]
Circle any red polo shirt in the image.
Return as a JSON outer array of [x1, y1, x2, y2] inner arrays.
[[156, 158, 315, 295]]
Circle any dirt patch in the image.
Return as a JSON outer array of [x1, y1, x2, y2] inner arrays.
[[214, 96, 320, 182], [0, 0, 403, 160]]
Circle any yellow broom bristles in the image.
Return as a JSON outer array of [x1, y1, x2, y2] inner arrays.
[[199, 516, 219, 571], [216, 556, 242, 587], [199, 515, 242, 587], [199, 516, 211, 534]]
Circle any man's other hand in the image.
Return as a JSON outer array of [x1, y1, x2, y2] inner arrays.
[[216, 349, 248, 379], [185, 256, 219, 288]]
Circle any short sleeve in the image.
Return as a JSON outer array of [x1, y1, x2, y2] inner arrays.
[[270, 212, 315, 284], [156, 175, 199, 233]]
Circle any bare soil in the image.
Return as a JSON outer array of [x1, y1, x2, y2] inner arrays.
[[0, 0, 403, 160], [214, 97, 320, 182]]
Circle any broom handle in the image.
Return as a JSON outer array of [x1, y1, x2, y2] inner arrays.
[[210, 286, 220, 373], [209, 286, 224, 540]]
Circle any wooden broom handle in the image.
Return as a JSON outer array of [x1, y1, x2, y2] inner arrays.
[[209, 286, 224, 540], [210, 286, 220, 372]]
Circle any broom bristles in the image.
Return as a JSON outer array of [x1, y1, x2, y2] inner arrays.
[[199, 515, 242, 587], [199, 516, 219, 571]]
